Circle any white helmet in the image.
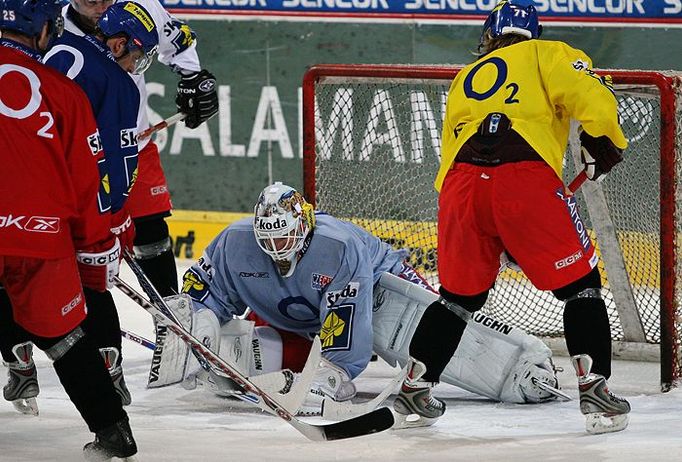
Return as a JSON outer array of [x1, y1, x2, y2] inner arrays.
[[253, 182, 315, 277]]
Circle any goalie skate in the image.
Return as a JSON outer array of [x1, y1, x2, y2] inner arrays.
[[572, 354, 630, 434]]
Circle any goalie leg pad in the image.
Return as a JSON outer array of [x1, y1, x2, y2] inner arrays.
[[372, 273, 557, 403], [217, 321, 283, 377], [147, 295, 221, 388], [440, 312, 556, 403]]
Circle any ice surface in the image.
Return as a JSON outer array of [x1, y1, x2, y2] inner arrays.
[[1, 261, 680, 461]]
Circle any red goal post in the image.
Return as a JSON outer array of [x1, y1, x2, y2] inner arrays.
[[302, 64, 682, 391]]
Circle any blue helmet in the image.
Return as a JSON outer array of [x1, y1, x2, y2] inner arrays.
[[0, 0, 64, 38], [481, 0, 542, 44], [97, 2, 159, 74]]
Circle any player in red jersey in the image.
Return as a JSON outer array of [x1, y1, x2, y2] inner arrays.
[[0, 0, 137, 458]]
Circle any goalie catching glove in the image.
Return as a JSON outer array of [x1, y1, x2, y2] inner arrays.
[[579, 129, 624, 182], [175, 69, 219, 129]]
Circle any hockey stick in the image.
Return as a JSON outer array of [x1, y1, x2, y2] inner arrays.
[[322, 364, 408, 420], [115, 255, 394, 440], [113, 275, 313, 412], [136, 112, 186, 141], [566, 171, 587, 195], [120, 329, 155, 350]]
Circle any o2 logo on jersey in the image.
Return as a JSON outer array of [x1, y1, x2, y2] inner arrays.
[[120, 128, 138, 149], [87, 130, 103, 155], [463, 57, 520, 105]]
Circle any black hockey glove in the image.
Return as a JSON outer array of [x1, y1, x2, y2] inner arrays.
[[175, 69, 219, 129], [579, 130, 623, 182]]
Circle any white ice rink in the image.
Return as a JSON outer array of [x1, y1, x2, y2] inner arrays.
[[1, 261, 681, 461]]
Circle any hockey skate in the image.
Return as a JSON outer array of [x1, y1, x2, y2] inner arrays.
[[3, 342, 39, 416], [572, 354, 630, 434], [83, 417, 138, 462], [393, 358, 445, 429], [100, 348, 132, 406]]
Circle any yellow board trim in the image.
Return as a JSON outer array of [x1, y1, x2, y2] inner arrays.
[[167, 210, 660, 287]]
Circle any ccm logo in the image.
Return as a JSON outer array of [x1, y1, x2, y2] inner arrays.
[[555, 250, 583, 269]]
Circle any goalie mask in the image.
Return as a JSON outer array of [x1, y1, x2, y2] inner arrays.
[[253, 182, 315, 278], [479, 0, 542, 52]]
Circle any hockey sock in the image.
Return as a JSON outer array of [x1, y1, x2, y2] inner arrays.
[[0, 290, 33, 363], [82, 288, 123, 352], [409, 301, 468, 382], [36, 333, 126, 432], [133, 216, 178, 297], [563, 297, 612, 378], [135, 248, 178, 297]]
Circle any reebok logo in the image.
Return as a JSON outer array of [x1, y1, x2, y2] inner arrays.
[[0, 215, 60, 233], [0, 214, 24, 229], [25, 216, 60, 233]]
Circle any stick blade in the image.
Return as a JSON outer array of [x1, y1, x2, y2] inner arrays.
[[320, 407, 395, 441]]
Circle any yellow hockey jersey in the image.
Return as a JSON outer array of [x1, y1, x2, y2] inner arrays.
[[436, 39, 628, 192]]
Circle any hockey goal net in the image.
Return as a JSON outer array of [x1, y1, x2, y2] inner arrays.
[[302, 64, 682, 391]]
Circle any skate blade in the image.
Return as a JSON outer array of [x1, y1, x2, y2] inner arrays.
[[391, 411, 438, 430], [12, 397, 39, 416], [585, 412, 629, 434]]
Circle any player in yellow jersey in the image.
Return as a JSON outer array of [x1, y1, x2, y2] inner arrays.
[[393, 0, 631, 434]]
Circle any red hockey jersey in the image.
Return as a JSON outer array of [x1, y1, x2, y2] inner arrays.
[[0, 43, 111, 259]]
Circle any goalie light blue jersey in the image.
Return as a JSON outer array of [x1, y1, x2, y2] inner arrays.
[[182, 213, 409, 379], [44, 31, 140, 213]]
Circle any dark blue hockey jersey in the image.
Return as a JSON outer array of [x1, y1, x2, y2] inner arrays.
[[44, 31, 140, 214]]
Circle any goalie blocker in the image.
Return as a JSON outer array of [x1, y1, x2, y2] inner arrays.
[[149, 273, 559, 410]]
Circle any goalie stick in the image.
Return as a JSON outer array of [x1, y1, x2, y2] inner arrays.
[[115, 254, 394, 440], [321, 365, 408, 420]]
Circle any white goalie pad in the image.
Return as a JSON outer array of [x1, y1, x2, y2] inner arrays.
[[217, 321, 283, 377], [148, 294, 288, 394], [147, 294, 220, 389], [147, 294, 194, 388], [372, 272, 556, 403]]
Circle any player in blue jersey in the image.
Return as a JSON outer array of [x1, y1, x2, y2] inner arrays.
[[65, 0, 219, 303], [150, 183, 561, 416], [43, 1, 159, 406]]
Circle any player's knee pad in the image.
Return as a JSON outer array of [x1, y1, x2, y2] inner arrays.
[[134, 237, 172, 260], [33, 326, 85, 362], [439, 286, 488, 313], [133, 216, 171, 259]]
